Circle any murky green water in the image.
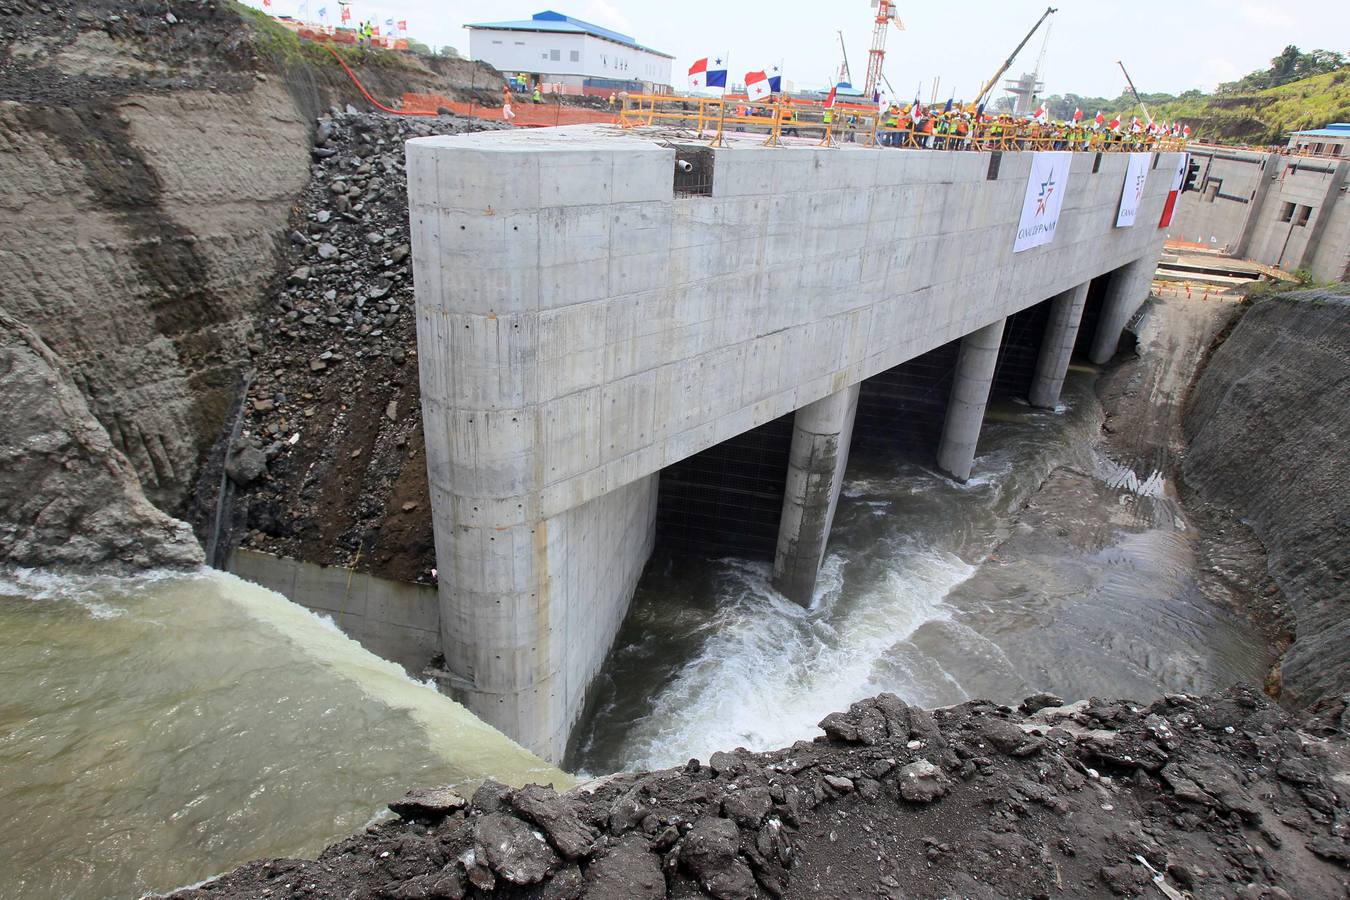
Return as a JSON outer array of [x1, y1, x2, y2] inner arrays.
[[0, 569, 565, 900], [571, 370, 1271, 774]]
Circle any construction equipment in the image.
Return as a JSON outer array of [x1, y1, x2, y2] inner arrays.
[[972, 6, 1056, 111], [1117, 60, 1152, 125], [862, 0, 904, 100], [836, 31, 853, 87]]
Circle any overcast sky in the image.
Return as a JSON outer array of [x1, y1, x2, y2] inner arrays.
[[247, 0, 1348, 100]]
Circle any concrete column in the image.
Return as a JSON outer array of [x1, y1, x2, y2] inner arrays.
[[1232, 152, 1280, 259], [1028, 282, 1090, 409], [936, 318, 1006, 483], [772, 384, 860, 606], [1297, 159, 1350, 276], [1089, 258, 1153, 365]]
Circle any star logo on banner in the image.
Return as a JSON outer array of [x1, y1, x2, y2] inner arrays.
[[1035, 171, 1056, 216], [715, 58, 723, 66]]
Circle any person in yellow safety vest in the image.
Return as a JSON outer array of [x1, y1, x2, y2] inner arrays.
[[608, 92, 617, 108], [532, 85, 542, 104], [883, 104, 900, 147]]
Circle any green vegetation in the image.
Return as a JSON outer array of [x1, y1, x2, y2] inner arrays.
[[1034, 45, 1350, 146], [228, 1, 405, 72]]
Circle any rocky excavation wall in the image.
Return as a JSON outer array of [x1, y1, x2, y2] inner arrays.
[[1185, 289, 1350, 710], [0, 0, 505, 568]]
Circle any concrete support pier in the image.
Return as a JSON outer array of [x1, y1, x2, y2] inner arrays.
[[1028, 283, 1090, 409], [937, 318, 1006, 483], [772, 385, 860, 606], [1090, 259, 1153, 365]]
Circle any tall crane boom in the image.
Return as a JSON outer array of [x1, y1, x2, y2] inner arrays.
[[972, 6, 1056, 110], [863, 0, 904, 100]]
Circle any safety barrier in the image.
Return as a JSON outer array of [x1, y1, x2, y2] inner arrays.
[[618, 93, 1188, 153]]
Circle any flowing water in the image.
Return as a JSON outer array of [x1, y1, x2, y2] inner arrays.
[[0, 569, 566, 900], [570, 370, 1272, 774]]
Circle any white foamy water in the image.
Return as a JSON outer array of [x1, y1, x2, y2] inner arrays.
[[617, 547, 974, 771]]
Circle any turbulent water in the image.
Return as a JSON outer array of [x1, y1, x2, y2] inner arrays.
[[0, 569, 565, 900], [570, 371, 1271, 774]]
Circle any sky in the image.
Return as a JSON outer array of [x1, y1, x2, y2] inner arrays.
[[246, 0, 1349, 101]]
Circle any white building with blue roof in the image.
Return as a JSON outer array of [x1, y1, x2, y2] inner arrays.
[[1287, 123, 1350, 157], [465, 10, 674, 95]]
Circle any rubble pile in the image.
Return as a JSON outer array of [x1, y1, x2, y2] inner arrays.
[[171, 687, 1349, 899], [227, 110, 507, 581]]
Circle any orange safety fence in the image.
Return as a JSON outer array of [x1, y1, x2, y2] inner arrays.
[[400, 92, 620, 127]]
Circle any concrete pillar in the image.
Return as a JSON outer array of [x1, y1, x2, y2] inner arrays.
[[1089, 258, 1153, 365], [1028, 282, 1090, 409], [1232, 152, 1280, 259], [1297, 159, 1350, 276], [772, 384, 860, 606], [936, 318, 1006, 483]]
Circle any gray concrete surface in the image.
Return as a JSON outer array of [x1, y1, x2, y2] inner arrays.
[[772, 384, 860, 605], [229, 548, 440, 673], [1029, 283, 1090, 409], [1172, 146, 1350, 281], [1091, 259, 1154, 365], [937, 318, 1006, 482], [407, 125, 1177, 758]]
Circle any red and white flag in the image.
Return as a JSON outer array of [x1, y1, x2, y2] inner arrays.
[[398, 19, 407, 32], [1108, 117, 1121, 132], [1159, 152, 1188, 228], [1182, 124, 1192, 137], [745, 70, 771, 101], [340, 6, 350, 21], [1095, 110, 1104, 126], [1073, 107, 1083, 122], [824, 84, 838, 108], [1032, 103, 1046, 120]]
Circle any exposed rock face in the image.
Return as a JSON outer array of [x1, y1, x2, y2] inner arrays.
[[166, 688, 1350, 900], [0, 311, 203, 571], [1185, 290, 1350, 710]]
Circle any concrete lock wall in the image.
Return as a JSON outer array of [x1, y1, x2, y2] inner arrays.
[[408, 125, 1177, 759], [1174, 147, 1350, 280], [229, 548, 441, 673]]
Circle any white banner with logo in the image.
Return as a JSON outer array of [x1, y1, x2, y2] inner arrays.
[[1115, 152, 1153, 227], [1014, 152, 1072, 253]]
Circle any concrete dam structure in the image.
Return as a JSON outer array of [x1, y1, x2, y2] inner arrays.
[[407, 125, 1179, 760]]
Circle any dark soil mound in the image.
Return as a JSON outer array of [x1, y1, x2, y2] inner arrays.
[[169, 687, 1349, 899]]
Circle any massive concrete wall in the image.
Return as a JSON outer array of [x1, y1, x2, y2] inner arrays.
[[1173, 147, 1350, 280], [408, 125, 1178, 758]]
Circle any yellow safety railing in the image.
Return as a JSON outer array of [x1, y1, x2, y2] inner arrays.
[[618, 93, 1188, 153]]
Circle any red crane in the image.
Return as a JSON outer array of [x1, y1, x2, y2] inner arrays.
[[863, 0, 904, 100]]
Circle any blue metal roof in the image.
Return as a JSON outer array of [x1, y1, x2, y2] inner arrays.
[[465, 10, 673, 59], [1289, 123, 1350, 137]]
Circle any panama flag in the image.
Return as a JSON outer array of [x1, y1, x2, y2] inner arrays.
[[1073, 107, 1083, 122], [1094, 110, 1104, 126], [688, 57, 727, 90], [398, 20, 407, 32], [768, 66, 782, 94], [825, 84, 838, 108], [745, 70, 771, 101], [1032, 103, 1046, 120], [910, 98, 924, 123], [1108, 116, 1121, 132], [340, 5, 350, 21], [1159, 152, 1189, 228], [317, 6, 326, 19]]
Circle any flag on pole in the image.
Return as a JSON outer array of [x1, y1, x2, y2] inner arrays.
[[768, 65, 782, 94], [1032, 103, 1046, 120], [745, 70, 772, 101], [262, 0, 271, 6], [398, 20, 407, 32], [910, 98, 924, 123], [318, 6, 326, 19], [1182, 124, 1191, 137], [1094, 110, 1104, 126], [1108, 116, 1121, 131], [384, 18, 394, 27], [372, 25, 380, 36], [688, 57, 727, 89], [1073, 107, 1083, 122], [943, 96, 953, 113], [340, 5, 350, 21], [825, 84, 838, 108]]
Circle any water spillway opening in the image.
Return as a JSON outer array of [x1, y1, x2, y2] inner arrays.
[[853, 339, 962, 460], [992, 299, 1055, 400], [1074, 273, 1114, 358], [654, 412, 795, 561]]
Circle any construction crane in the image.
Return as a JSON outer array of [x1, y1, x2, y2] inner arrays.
[[863, 0, 904, 100], [1117, 60, 1153, 126], [972, 6, 1056, 112], [836, 31, 853, 88]]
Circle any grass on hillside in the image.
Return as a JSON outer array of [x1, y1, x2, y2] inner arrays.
[[229, 2, 405, 72], [1114, 68, 1350, 145]]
